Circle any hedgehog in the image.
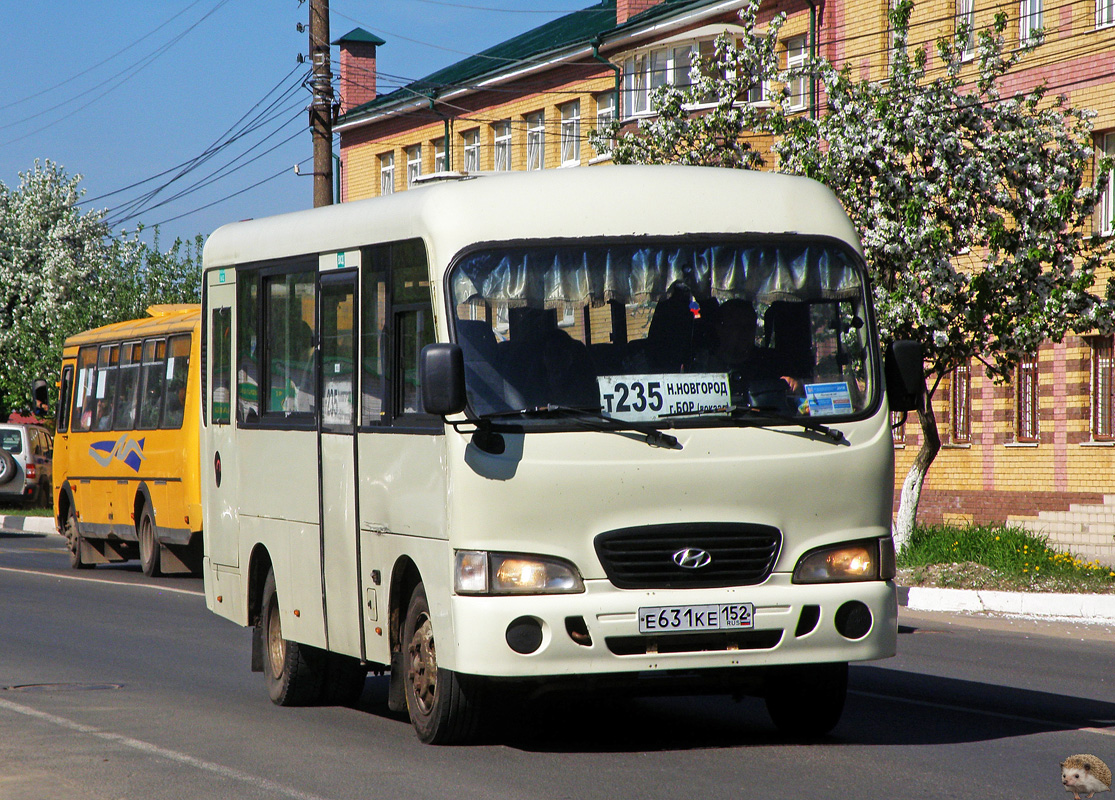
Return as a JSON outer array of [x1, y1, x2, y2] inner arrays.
[[1061, 754, 1112, 800]]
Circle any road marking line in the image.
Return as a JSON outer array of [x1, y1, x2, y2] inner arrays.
[[0, 697, 334, 800], [852, 689, 1115, 736], [0, 565, 203, 596]]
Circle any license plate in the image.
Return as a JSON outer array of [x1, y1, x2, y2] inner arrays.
[[638, 603, 754, 634]]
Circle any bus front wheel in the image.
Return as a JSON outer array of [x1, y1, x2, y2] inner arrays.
[[402, 582, 483, 744], [261, 569, 324, 706], [763, 662, 848, 739], [138, 504, 161, 577], [64, 506, 93, 570]]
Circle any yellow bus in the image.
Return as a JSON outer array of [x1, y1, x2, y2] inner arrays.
[[54, 304, 203, 576]]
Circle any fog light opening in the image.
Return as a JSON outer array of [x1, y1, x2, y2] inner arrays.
[[564, 615, 592, 647], [795, 605, 821, 638], [834, 601, 872, 640], [506, 616, 544, 654]]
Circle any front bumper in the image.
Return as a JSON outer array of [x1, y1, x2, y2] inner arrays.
[[445, 573, 897, 678]]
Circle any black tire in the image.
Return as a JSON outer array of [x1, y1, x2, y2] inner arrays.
[[0, 451, 16, 486], [321, 652, 368, 707], [138, 504, 161, 577], [764, 662, 848, 739], [261, 569, 325, 706], [402, 582, 483, 744], [64, 505, 94, 570]]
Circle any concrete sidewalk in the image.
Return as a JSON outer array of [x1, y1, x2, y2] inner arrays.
[[3, 513, 1114, 623]]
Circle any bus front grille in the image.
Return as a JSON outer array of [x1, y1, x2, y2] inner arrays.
[[606, 629, 783, 656], [594, 523, 782, 589]]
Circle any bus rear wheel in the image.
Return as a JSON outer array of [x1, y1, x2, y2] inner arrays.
[[138, 504, 161, 577], [64, 506, 93, 570], [261, 569, 324, 706], [402, 582, 483, 744]]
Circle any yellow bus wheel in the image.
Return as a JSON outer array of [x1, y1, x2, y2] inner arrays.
[[138, 505, 161, 578]]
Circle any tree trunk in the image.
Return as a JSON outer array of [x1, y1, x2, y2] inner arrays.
[[892, 393, 942, 551]]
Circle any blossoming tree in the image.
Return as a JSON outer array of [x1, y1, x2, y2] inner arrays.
[[0, 160, 201, 420], [594, 1, 1115, 547]]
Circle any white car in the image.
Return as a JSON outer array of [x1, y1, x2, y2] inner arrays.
[[0, 423, 53, 506]]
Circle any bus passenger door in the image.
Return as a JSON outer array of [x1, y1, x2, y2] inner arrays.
[[204, 271, 240, 569], [317, 270, 363, 660]]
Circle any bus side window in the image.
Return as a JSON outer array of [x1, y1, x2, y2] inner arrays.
[[138, 339, 167, 430], [237, 274, 259, 424], [361, 250, 388, 425], [212, 307, 232, 425], [391, 240, 436, 422], [263, 270, 316, 418], [72, 347, 98, 432], [57, 365, 74, 433], [162, 334, 192, 429], [114, 341, 143, 430], [93, 344, 119, 432]]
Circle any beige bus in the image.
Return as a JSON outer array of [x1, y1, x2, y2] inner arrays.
[[200, 166, 922, 744]]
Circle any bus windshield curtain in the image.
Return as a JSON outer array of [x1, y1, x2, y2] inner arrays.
[[451, 242, 864, 309]]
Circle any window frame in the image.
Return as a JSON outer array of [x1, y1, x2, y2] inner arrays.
[[956, 0, 975, 59], [406, 144, 422, 188], [1016, 354, 1039, 443], [784, 35, 808, 111], [493, 120, 512, 171], [950, 360, 972, 444], [1020, 0, 1043, 42], [462, 128, 481, 172], [1092, 335, 1115, 440], [1098, 132, 1115, 236], [560, 100, 581, 167], [1099, 0, 1115, 28], [379, 151, 395, 196], [525, 111, 545, 171]]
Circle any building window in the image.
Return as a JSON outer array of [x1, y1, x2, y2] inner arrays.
[[526, 111, 545, 171], [957, 0, 975, 59], [1093, 336, 1115, 440], [620, 32, 765, 119], [888, 0, 906, 68], [433, 138, 447, 173], [1020, 0, 1042, 41], [784, 36, 807, 111], [406, 145, 422, 188], [891, 411, 907, 445], [594, 92, 617, 156], [493, 120, 512, 171], [379, 152, 395, 196], [560, 101, 580, 166], [1017, 354, 1039, 442], [1099, 0, 1115, 28], [951, 360, 971, 444], [462, 128, 480, 172], [1098, 133, 1115, 235]]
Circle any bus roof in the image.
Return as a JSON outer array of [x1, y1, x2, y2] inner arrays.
[[202, 166, 863, 271], [63, 304, 200, 349]]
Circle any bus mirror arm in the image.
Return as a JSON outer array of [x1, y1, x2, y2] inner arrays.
[[884, 340, 925, 414]]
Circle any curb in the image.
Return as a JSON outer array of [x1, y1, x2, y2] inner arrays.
[[0, 515, 56, 535], [898, 585, 1115, 623]]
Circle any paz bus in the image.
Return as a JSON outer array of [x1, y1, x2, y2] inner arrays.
[[200, 166, 923, 744], [54, 304, 203, 576]]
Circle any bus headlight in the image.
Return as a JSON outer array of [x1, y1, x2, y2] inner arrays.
[[455, 551, 585, 595], [792, 538, 895, 583]]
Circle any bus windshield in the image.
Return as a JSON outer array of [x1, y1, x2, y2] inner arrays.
[[449, 238, 875, 423]]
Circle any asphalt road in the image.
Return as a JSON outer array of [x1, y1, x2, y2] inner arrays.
[[1, 528, 1114, 800]]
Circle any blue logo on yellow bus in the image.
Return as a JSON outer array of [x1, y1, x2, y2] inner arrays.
[[89, 436, 146, 472]]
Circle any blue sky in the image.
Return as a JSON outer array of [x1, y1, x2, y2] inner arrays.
[[2, 1, 581, 246]]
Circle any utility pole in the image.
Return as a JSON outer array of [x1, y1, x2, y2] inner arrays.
[[309, 0, 333, 207]]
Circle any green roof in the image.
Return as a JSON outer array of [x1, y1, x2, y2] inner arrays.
[[333, 27, 386, 47], [340, 0, 725, 121]]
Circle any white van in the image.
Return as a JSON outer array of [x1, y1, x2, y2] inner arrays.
[[200, 166, 923, 743]]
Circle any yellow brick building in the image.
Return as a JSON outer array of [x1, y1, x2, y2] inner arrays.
[[334, 0, 1115, 560]]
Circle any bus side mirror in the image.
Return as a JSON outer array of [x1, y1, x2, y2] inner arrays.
[[31, 379, 49, 417], [421, 343, 467, 417], [884, 340, 925, 413]]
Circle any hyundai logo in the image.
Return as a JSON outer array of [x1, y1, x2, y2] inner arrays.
[[672, 547, 713, 569]]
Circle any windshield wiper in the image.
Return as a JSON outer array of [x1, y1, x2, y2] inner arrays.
[[664, 404, 846, 443], [480, 404, 680, 449]]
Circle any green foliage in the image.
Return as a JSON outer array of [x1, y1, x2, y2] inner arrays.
[[0, 160, 201, 418], [900, 523, 1115, 592]]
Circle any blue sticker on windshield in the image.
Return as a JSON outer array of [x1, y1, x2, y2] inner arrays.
[[804, 382, 853, 416]]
